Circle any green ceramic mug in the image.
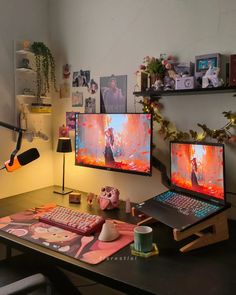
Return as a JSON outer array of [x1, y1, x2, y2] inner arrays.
[[134, 226, 153, 253]]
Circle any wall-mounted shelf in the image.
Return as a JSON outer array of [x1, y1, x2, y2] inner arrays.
[[17, 94, 50, 100], [14, 40, 52, 142], [16, 68, 36, 74], [16, 49, 34, 56], [133, 86, 236, 98]]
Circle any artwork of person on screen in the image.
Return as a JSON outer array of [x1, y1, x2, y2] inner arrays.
[[104, 127, 115, 166], [100, 75, 127, 113], [191, 157, 199, 187], [75, 114, 151, 175], [171, 143, 224, 199]]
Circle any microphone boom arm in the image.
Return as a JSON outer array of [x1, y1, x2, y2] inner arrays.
[[0, 121, 26, 166], [0, 121, 25, 133]]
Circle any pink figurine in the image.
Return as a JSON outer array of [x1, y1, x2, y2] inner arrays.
[[98, 186, 120, 210], [87, 192, 96, 206]]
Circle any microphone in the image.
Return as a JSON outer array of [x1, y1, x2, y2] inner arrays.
[[4, 148, 40, 172]]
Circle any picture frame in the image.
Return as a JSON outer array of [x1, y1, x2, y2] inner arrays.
[[100, 75, 127, 113]]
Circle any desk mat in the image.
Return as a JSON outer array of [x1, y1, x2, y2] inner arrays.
[[0, 203, 135, 265]]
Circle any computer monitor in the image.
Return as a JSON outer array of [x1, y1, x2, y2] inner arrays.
[[170, 141, 225, 202], [75, 113, 152, 176]]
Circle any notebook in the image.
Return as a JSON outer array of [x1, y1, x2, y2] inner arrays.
[[136, 141, 230, 231]]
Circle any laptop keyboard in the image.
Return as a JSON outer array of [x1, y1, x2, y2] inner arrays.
[[154, 191, 220, 218]]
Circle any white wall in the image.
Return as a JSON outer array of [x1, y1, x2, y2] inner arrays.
[[0, 0, 54, 198], [48, 0, 236, 204], [0, 0, 234, 205]]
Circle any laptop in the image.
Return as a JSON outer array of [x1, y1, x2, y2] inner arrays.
[[136, 141, 230, 231]]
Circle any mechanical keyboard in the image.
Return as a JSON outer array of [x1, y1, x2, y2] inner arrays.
[[154, 191, 220, 218], [39, 206, 105, 235]]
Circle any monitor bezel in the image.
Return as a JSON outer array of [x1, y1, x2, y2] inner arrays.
[[170, 140, 226, 205], [75, 113, 153, 177]]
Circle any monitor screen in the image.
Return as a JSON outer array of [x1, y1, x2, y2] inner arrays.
[[170, 142, 225, 201], [75, 113, 152, 176]]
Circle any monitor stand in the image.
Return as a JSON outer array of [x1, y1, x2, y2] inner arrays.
[[132, 207, 230, 253]]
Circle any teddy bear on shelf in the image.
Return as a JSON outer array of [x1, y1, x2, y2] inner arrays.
[[162, 55, 179, 90]]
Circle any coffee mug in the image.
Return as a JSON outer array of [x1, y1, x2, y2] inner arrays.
[[134, 226, 153, 253]]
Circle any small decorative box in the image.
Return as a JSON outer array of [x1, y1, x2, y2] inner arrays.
[[69, 192, 81, 204]]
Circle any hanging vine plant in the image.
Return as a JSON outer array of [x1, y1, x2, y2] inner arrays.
[[140, 96, 236, 144], [31, 42, 57, 103]]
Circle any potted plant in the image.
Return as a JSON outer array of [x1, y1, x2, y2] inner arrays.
[[30, 42, 57, 107], [137, 56, 165, 87], [136, 55, 177, 89]]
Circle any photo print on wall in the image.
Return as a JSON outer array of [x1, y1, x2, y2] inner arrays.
[[85, 97, 96, 113], [60, 64, 71, 98], [87, 78, 98, 94], [72, 91, 83, 107], [60, 81, 70, 98], [66, 112, 76, 131], [73, 70, 90, 87], [100, 74, 127, 113]]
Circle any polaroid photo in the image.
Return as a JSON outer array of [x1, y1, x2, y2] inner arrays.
[[60, 82, 70, 98], [72, 91, 83, 107]]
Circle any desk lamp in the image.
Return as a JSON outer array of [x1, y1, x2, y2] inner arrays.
[[54, 137, 73, 195]]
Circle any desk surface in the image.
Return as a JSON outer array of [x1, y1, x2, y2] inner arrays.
[[0, 186, 236, 295]]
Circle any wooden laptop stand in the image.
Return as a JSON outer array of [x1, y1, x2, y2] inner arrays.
[[131, 207, 229, 253]]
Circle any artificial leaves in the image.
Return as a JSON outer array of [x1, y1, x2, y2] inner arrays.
[[31, 42, 57, 100], [140, 97, 236, 143]]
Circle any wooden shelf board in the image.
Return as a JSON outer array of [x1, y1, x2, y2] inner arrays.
[[16, 50, 34, 56], [16, 68, 36, 74], [133, 86, 236, 97], [16, 94, 50, 99]]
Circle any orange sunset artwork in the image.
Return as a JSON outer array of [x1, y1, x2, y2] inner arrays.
[[171, 143, 224, 200], [75, 114, 152, 175]]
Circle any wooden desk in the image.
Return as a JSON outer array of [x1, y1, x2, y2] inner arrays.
[[0, 186, 236, 295]]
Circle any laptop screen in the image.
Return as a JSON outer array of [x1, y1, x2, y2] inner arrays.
[[170, 142, 225, 203]]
